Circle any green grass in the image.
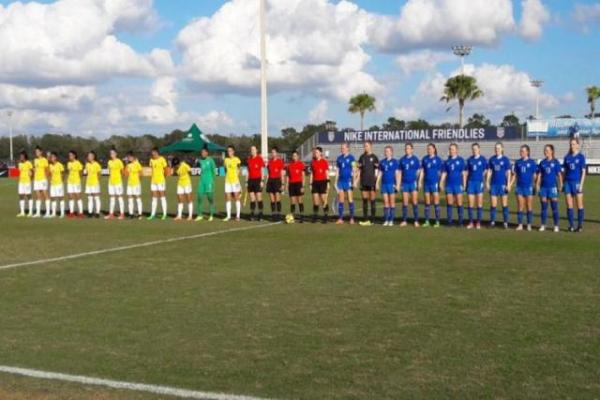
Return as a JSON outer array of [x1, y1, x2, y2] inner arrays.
[[0, 177, 599, 399]]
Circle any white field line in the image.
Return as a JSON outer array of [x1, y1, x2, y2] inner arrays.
[[0, 223, 280, 271], [0, 365, 273, 400]]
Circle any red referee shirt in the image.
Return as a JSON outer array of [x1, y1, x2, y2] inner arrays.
[[247, 155, 265, 180], [287, 161, 305, 183], [311, 159, 329, 181], [268, 158, 284, 179]]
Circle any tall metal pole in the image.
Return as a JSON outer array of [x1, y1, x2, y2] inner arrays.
[[7, 110, 13, 165], [530, 80, 543, 142], [260, 0, 268, 158]]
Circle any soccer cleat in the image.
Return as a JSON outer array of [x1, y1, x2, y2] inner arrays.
[[223, 217, 231, 222], [174, 216, 183, 221], [539, 225, 546, 232], [208, 216, 214, 222], [466, 222, 475, 230], [349, 218, 356, 225], [147, 215, 156, 221], [489, 221, 496, 228], [118, 214, 125, 220], [568, 226, 575, 233], [422, 221, 431, 228], [576, 227, 583, 233], [476, 222, 481, 230], [359, 220, 372, 226], [235, 217, 241, 222], [553, 226, 560, 233], [195, 216, 204, 222], [433, 221, 441, 228], [503, 222, 509, 229], [414, 221, 420, 228], [104, 214, 115, 220], [32, 214, 41, 218], [161, 215, 167, 221], [336, 219, 344, 225], [44, 214, 53, 219], [399, 221, 408, 227], [79, 213, 86, 219], [516, 224, 524, 231], [527, 224, 532, 232], [187, 216, 193, 222], [16, 213, 26, 218]]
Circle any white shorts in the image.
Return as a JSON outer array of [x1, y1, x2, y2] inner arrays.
[[225, 182, 241, 194], [177, 185, 192, 195], [108, 184, 124, 196], [127, 185, 142, 196], [33, 180, 48, 191], [50, 184, 64, 198], [18, 183, 32, 195], [151, 183, 166, 192], [67, 184, 82, 194], [85, 185, 100, 195]]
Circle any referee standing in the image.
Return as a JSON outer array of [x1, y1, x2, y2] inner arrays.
[[357, 141, 379, 226]]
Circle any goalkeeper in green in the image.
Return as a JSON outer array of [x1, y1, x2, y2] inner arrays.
[[196, 147, 217, 221]]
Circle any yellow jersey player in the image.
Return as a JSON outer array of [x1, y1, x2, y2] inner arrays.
[[148, 147, 168, 220], [66, 150, 85, 218], [85, 151, 102, 218], [125, 151, 143, 219], [32, 146, 50, 218], [223, 145, 242, 221], [173, 158, 193, 221], [17, 151, 33, 217], [106, 148, 125, 220], [48, 152, 65, 218]]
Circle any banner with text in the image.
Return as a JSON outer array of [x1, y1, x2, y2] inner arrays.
[[317, 127, 520, 145], [527, 118, 599, 137]]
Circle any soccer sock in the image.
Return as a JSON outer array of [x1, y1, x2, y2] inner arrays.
[[457, 206, 464, 225], [434, 205, 441, 222], [299, 203, 304, 215], [52, 201, 57, 216], [208, 193, 215, 216], [94, 196, 101, 214], [250, 201, 256, 216], [541, 201, 549, 225], [424, 205, 430, 222], [197, 196, 204, 214], [362, 198, 368, 218], [517, 211, 523, 225], [323, 205, 329, 217], [338, 202, 344, 219], [313, 205, 319, 217], [490, 206, 497, 223], [390, 207, 396, 222], [349, 202, 355, 218], [36, 200, 42, 215], [177, 203, 183, 218], [412, 205, 419, 222], [77, 199, 83, 214], [578, 208, 585, 228], [270, 202, 275, 213], [477, 207, 483, 223], [69, 199, 75, 214], [468, 207, 474, 222], [128, 198, 134, 215], [402, 205, 408, 221], [276, 201, 282, 214], [291, 204, 296, 214], [161, 197, 167, 217], [226, 201, 232, 218], [151, 198, 157, 217], [503, 207, 509, 224], [383, 207, 389, 222], [447, 205, 453, 224], [109, 197, 115, 215], [136, 198, 143, 215], [88, 197, 94, 214], [60, 200, 65, 217], [45, 199, 51, 216], [527, 210, 533, 225], [258, 201, 264, 216], [188, 202, 193, 217], [19, 200, 25, 214], [551, 201, 559, 226], [118, 197, 124, 214], [28, 199, 33, 214], [236, 200, 241, 218], [567, 208, 574, 227], [370, 200, 376, 219]]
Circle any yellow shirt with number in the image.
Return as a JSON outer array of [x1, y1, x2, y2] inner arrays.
[[150, 156, 167, 185], [85, 161, 102, 187], [177, 162, 192, 187], [34, 157, 49, 182], [18, 161, 33, 184], [67, 160, 83, 185], [49, 162, 64, 186], [108, 159, 124, 185], [126, 160, 142, 187], [224, 157, 241, 184]]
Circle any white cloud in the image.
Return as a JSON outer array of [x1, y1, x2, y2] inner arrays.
[[308, 100, 329, 124], [572, 3, 600, 29], [0, 84, 96, 112], [370, 0, 516, 52], [519, 0, 550, 41], [176, 0, 382, 100], [396, 50, 453, 75], [394, 106, 420, 121]]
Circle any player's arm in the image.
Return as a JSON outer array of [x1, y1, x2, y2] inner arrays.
[[440, 171, 447, 192], [417, 167, 423, 191], [375, 170, 381, 191], [558, 168, 564, 192], [485, 164, 491, 190], [508, 167, 515, 191], [394, 169, 401, 192], [535, 168, 541, 193], [580, 158, 587, 190], [301, 169, 306, 193]]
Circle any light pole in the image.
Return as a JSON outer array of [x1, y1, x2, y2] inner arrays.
[[530, 80, 543, 142], [452, 45, 472, 75], [7, 110, 13, 165], [259, 0, 268, 158]]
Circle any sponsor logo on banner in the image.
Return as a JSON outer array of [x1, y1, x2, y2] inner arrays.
[[497, 127, 505, 139], [587, 165, 600, 176], [527, 118, 599, 137], [328, 131, 336, 143], [0, 168, 8, 178]]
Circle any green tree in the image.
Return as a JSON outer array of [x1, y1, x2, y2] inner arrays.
[[382, 117, 406, 130], [500, 113, 521, 127], [406, 119, 431, 130], [586, 86, 600, 119], [465, 113, 491, 129], [348, 93, 376, 131], [440, 75, 484, 129]]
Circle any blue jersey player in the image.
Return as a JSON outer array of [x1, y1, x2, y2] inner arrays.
[[335, 143, 357, 224], [510, 145, 537, 231], [377, 146, 400, 226], [441, 143, 466, 227], [465, 143, 487, 229], [562, 138, 586, 232], [398, 143, 421, 227], [487, 143, 512, 228], [419, 143, 443, 228], [536, 144, 563, 232]]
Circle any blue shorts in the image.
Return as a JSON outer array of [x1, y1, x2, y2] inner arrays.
[[423, 182, 439, 194], [539, 186, 559, 199], [336, 179, 353, 192], [516, 185, 533, 197], [466, 181, 484, 195], [563, 181, 583, 196], [490, 184, 508, 197], [445, 184, 463, 195], [381, 184, 396, 195], [402, 182, 418, 193]]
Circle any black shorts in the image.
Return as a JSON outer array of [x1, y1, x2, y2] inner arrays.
[[311, 180, 329, 195], [361, 185, 376, 192], [289, 182, 304, 197], [247, 178, 262, 193], [267, 178, 282, 194]]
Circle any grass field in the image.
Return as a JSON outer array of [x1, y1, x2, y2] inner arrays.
[[0, 177, 599, 399]]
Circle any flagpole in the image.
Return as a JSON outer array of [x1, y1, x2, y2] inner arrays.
[[260, 0, 268, 158]]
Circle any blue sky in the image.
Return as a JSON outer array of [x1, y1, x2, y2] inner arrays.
[[0, 0, 599, 137]]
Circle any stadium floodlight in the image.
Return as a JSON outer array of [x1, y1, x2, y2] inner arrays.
[[260, 0, 268, 158], [6, 110, 13, 165], [452, 45, 472, 75], [530, 79, 544, 120]]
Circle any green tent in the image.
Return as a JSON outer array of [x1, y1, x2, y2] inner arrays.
[[159, 124, 226, 154]]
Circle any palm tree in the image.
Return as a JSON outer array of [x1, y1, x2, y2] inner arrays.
[[586, 86, 600, 119], [440, 75, 484, 128], [348, 94, 376, 131]]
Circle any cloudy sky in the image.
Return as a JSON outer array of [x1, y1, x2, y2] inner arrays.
[[0, 0, 598, 137]]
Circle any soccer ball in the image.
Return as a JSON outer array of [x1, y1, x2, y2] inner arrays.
[[285, 214, 295, 224]]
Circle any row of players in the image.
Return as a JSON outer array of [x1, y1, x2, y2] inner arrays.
[[15, 138, 587, 231]]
